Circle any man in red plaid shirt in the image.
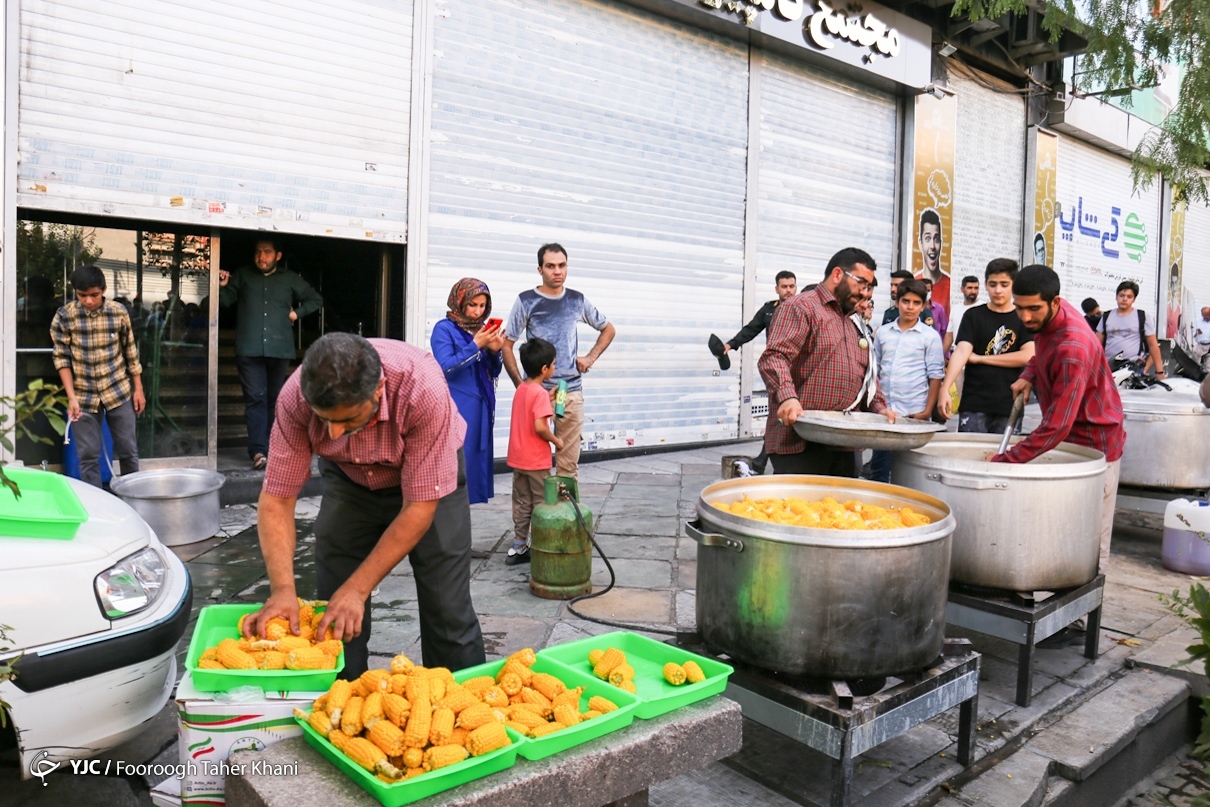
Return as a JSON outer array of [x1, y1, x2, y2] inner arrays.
[[243, 334, 485, 677], [992, 265, 1125, 568], [758, 248, 895, 476]]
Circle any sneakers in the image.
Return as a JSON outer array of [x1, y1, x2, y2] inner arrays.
[[505, 544, 531, 566]]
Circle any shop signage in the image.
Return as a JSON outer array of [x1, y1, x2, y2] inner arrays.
[[683, 0, 931, 87]]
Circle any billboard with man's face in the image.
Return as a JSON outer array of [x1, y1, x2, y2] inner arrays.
[[911, 92, 955, 314]]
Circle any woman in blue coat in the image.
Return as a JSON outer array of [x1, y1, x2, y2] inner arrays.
[[431, 278, 504, 504]]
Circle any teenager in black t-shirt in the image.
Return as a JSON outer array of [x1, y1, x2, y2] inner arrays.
[[936, 259, 1036, 433]]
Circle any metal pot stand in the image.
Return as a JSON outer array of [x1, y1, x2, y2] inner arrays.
[[673, 634, 980, 807], [944, 575, 1104, 708]]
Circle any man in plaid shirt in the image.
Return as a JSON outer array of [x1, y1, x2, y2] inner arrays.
[[51, 265, 145, 488], [243, 333, 485, 677], [758, 248, 894, 476]]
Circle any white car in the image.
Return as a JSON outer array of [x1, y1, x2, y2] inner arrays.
[[0, 473, 192, 778]]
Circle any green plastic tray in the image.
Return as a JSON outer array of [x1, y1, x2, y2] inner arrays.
[[538, 631, 733, 719], [0, 468, 87, 540], [298, 717, 522, 807], [185, 604, 344, 693], [454, 656, 638, 761]]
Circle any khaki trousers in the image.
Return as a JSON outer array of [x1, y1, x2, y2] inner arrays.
[[553, 390, 584, 478], [1099, 459, 1121, 569], [511, 468, 549, 543]]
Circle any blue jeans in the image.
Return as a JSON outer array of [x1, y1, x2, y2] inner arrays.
[[869, 449, 893, 483], [236, 356, 292, 458]]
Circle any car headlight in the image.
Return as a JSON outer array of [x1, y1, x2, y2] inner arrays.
[[95, 547, 168, 619]]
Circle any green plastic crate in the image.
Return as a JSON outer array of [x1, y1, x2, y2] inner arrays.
[[454, 656, 638, 761], [185, 604, 344, 693], [538, 631, 733, 719], [0, 468, 87, 540], [297, 717, 522, 807]]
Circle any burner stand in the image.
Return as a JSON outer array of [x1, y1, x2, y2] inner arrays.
[[672, 635, 980, 807], [945, 574, 1104, 707]]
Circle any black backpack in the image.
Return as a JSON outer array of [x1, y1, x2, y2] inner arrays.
[[1100, 308, 1146, 357]]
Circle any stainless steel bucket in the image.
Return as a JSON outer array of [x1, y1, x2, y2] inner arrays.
[[892, 433, 1106, 590], [690, 475, 954, 679], [109, 469, 225, 546]]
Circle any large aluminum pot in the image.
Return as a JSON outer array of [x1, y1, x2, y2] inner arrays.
[[691, 475, 954, 679], [109, 469, 225, 546], [1118, 380, 1210, 490], [892, 434, 1105, 591]]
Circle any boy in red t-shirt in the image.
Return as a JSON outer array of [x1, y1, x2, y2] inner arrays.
[[505, 338, 564, 566]]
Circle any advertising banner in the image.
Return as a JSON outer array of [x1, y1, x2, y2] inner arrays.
[[1031, 129, 1058, 268], [911, 91, 957, 315]]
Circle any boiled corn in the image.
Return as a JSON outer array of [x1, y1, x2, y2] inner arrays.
[[465, 722, 511, 756]]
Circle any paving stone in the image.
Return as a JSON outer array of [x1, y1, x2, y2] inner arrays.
[[366, 609, 420, 656], [953, 749, 1053, 807], [190, 533, 266, 567], [1028, 670, 1190, 781], [569, 587, 671, 624], [478, 615, 553, 659], [974, 654, 1060, 703], [980, 682, 1081, 744], [616, 472, 681, 486], [650, 761, 800, 807], [469, 580, 567, 619], [676, 590, 697, 627], [600, 497, 680, 517], [4, 769, 144, 807], [606, 485, 682, 502], [186, 562, 267, 602], [677, 537, 698, 562], [169, 533, 227, 563], [91, 699, 179, 776], [547, 619, 618, 646], [592, 533, 676, 561], [590, 557, 672, 589], [677, 560, 697, 588]]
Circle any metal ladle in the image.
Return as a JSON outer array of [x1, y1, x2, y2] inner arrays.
[[997, 394, 1026, 455]]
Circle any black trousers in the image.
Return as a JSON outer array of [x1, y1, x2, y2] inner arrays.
[[769, 441, 859, 477], [236, 356, 291, 459], [313, 453, 486, 677]]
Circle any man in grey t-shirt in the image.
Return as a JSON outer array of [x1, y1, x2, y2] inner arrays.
[[503, 243, 616, 478], [1099, 280, 1166, 378]]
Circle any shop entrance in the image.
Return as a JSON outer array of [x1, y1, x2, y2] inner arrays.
[[216, 232, 405, 468]]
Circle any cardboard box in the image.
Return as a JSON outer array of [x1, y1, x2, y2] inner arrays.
[[151, 777, 181, 807], [175, 671, 324, 806]]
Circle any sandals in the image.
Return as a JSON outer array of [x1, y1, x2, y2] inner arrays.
[[252, 453, 268, 470]]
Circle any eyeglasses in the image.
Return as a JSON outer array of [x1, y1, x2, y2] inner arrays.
[[843, 270, 874, 291]]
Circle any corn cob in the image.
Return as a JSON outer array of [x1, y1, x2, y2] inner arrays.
[[497, 673, 523, 697], [449, 727, 469, 747], [505, 708, 547, 730], [237, 637, 256, 652], [427, 667, 456, 684], [518, 687, 553, 717], [263, 617, 292, 640], [461, 675, 495, 695], [343, 736, 403, 780], [248, 639, 278, 652], [588, 648, 605, 666], [201, 647, 218, 662], [326, 679, 354, 724], [258, 651, 287, 670], [619, 681, 637, 694], [216, 639, 257, 670], [553, 704, 580, 727], [608, 663, 635, 687], [360, 669, 392, 695], [529, 672, 567, 701], [497, 659, 532, 686], [427, 707, 455, 746], [427, 675, 447, 702], [581, 709, 603, 720], [402, 747, 424, 769], [404, 767, 427, 780], [338, 696, 363, 736], [551, 687, 584, 711], [403, 697, 432, 748], [367, 719, 406, 757], [662, 662, 687, 686], [465, 722, 511, 756], [276, 636, 312, 653], [351, 680, 369, 698], [298, 599, 315, 626], [298, 622, 316, 642], [456, 702, 497, 730], [683, 660, 706, 684], [362, 692, 385, 729], [286, 647, 329, 671], [237, 613, 249, 637], [389, 653, 415, 674], [592, 648, 626, 680], [387, 673, 408, 696], [198, 658, 224, 670], [294, 707, 335, 738], [313, 693, 329, 712], [505, 720, 532, 736], [405, 675, 432, 703], [529, 722, 565, 738], [507, 648, 537, 667], [437, 685, 477, 715], [314, 639, 343, 658], [382, 693, 411, 726], [587, 695, 618, 713], [423, 744, 469, 772], [327, 727, 350, 752]]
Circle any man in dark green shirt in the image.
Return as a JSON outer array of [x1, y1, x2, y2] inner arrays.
[[219, 239, 323, 469]]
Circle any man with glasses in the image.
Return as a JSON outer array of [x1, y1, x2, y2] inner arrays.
[[759, 248, 895, 476], [242, 333, 486, 678]]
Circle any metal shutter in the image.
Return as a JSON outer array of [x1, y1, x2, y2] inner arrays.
[[1182, 200, 1210, 316], [745, 50, 899, 411], [18, 0, 411, 240], [950, 71, 1026, 302], [1055, 138, 1162, 315], [425, 0, 750, 453]]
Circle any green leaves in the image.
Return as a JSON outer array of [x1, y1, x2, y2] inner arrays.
[[0, 624, 19, 728], [0, 380, 69, 495], [1160, 585, 1210, 761]]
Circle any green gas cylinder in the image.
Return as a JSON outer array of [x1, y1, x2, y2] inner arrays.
[[529, 475, 593, 600]]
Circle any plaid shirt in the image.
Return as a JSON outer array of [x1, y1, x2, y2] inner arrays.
[[997, 299, 1125, 463], [758, 284, 887, 454], [50, 299, 142, 413], [265, 339, 467, 501]]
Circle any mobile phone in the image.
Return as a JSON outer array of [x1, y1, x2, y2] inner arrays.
[[485, 317, 503, 331]]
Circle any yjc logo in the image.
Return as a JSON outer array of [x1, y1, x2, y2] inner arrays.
[[30, 749, 60, 786]]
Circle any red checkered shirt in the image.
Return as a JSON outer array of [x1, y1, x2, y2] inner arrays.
[[997, 299, 1125, 463], [265, 339, 467, 501], [758, 284, 887, 455]]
